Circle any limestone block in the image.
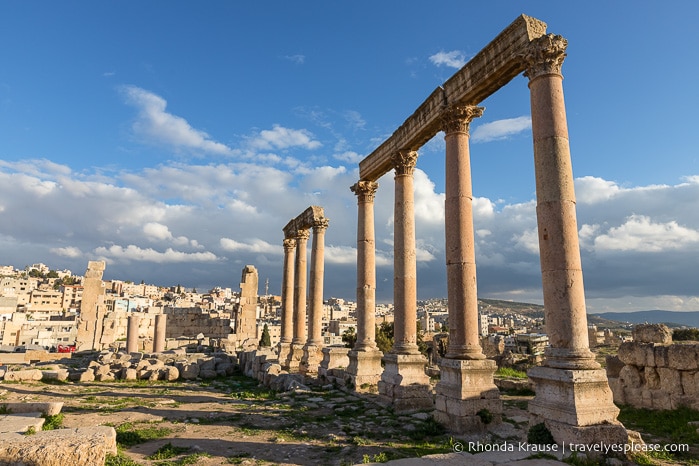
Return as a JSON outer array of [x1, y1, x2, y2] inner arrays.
[[607, 377, 624, 405], [123, 368, 138, 381], [0, 426, 116, 466], [681, 371, 698, 397], [4, 369, 43, 382], [654, 345, 670, 367], [216, 362, 235, 377], [0, 365, 6, 379], [657, 367, 683, 396], [161, 366, 179, 381], [179, 364, 200, 380], [79, 369, 95, 382], [94, 364, 111, 378], [633, 323, 672, 344], [0, 402, 63, 416], [644, 366, 660, 389], [618, 365, 642, 388], [199, 369, 217, 379], [650, 389, 672, 410], [668, 344, 699, 371], [95, 371, 115, 382], [605, 355, 624, 378], [198, 358, 216, 371], [623, 387, 642, 407], [617, 342, 637, 365], [41, 369, 69, 382]]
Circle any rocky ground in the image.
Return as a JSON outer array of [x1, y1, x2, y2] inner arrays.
[[0, 374, 537, 466]]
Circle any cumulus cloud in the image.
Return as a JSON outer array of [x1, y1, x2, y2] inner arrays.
[[94, 244, 219, 263], [143, 222, 191, 246], [121, 85, 233, 155], [471, 116, 531, 143], [429, 50, 466, 69], [220, 238, 280, 254], [51, 246, 83, 258], [246, 124, 322, 151], [591, 214, 699, 252]]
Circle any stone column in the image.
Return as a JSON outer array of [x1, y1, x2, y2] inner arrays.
[[278, 237, 296, 368], [378, 150, 432, 413], [347, 180, 384, 391], [75, 260, 106, 351], [434, 104, 501, 433], [126, 314, 140, 353], [523, 34, 627, 446], [289, 229, 310, 370], [153, 313, 166, 353], [301, 217, 329, 375]]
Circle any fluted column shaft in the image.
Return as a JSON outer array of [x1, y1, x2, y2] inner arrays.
[[442, 104, 486, 360], [351, 181, 379, 350], [280, 238, 296, 344], [292, 229, 310, 345], [307, 218, 329, 345], [391, 150, 419, 354], [523, 34, 596, 369]]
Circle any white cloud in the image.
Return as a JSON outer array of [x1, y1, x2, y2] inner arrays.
[[121, 85, 233, 155], [95, 244, 219, 263], [429, 50, 466, 69], [333, 151, 364, 164], [220, 238, 280, 254], [283, 54, 305, 64], [51, 246, 83, 258], [592, 214, 699, 252], [247, 124, 322, 151], [471, 116, 531, 143]]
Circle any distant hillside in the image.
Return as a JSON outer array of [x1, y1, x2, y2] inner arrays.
[[591, 310, 699, 328]]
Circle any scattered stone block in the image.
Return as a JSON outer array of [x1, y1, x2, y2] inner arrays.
[[633, 323, 672, 344]]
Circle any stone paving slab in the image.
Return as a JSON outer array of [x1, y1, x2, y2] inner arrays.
[[0, 401, 63, 415], [0, 412, 45, 434]]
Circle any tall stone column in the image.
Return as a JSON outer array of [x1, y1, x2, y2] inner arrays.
[[75, 260, 106, 351], [289, 229, 310, 370], [278, 237, 296, 368], [434, 104, 501, 432], [126, 314, 140, 353], [301, 217, 329, 375], [523, 34, 627, 446], [347, 180, 384, 391], [153, 313, 166, 353], [378, 150, 432, 412]]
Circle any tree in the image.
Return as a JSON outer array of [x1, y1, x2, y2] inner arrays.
[[259, 324, 272, 347], [673, 328, 699, 341], [375, 322, 394, 354], [342, 326, 357, 348]]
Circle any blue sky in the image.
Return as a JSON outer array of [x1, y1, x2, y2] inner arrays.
[[1, 1, 698, 313]]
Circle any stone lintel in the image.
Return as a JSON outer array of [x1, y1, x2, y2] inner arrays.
[[528, 366, 622, 427], [283, 205, 326, 238], [359, 14, 548, 181]]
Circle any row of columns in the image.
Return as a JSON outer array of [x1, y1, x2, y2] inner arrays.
[[126, 313, 167, 353], [278, 216, 329, 375], [344, 33, 625, 443]]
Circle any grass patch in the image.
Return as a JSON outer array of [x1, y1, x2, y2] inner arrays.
[[147, 442, 191, 460], [24, 426, 37, 435], [0, 404, 11, 414], [105, 451, 141, 466], [41, 412, 64, 430], [495, 367, 528, 379], [618, 405, 699, 445], [112, 422, 173, 447]]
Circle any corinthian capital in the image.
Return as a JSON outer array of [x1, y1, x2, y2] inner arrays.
[[522, 34, 568, 81], [350, 180, 379, 203], [312, 217, 330, 234], [440, 104, 484, 135], [391, 150, 418, 176], [283, 238, 296, 252], [295, 229, 311, 242]]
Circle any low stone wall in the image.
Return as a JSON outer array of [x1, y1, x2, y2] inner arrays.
[[608, 323, 699, 410]]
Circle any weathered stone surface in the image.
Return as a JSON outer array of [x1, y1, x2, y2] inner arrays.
[[0, 426, 116, 466], [3, 369, 43, 382], [668, 344, 699, 371], [79, 368, 95, 382], [633, 323, 672, 344], [0, 402, 63, 416], [605, 355, 624, 378], [178, 364, 200, 380]]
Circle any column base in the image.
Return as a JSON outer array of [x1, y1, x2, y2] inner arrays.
[[300, 344, 324, 376], [528, 365, 629, 445], [434, 358, 502, 433], [346, 348, 384, 392], [277, 342, 293, 371], [378, 352, 433, 413], [318, 346, 350, 378], [285, 343, 305, 372]]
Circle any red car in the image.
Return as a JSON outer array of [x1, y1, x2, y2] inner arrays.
[[57, 344, 76, 353]]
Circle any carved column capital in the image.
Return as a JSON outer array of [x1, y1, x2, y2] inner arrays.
[[522, 34, 568, 81], [295, 229, 311, 242], [350, 180, 379, 203], [440, 104, 484, 135], [283, 238, 296, 251], [312, 217, 330, 234], [391, 150, 418, 176]]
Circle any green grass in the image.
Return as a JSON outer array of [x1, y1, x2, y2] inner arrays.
[[495, 367, 528, 379], [147, 442, 191, 460], [41, 412, 64, 430], [105, 451, 142, 466], [112, 422, 173, 447]]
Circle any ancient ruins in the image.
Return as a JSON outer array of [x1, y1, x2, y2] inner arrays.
[[278, 206, 329, 375]]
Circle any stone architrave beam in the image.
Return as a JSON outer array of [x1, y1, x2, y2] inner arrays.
[[359, 14, 547, 182]]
